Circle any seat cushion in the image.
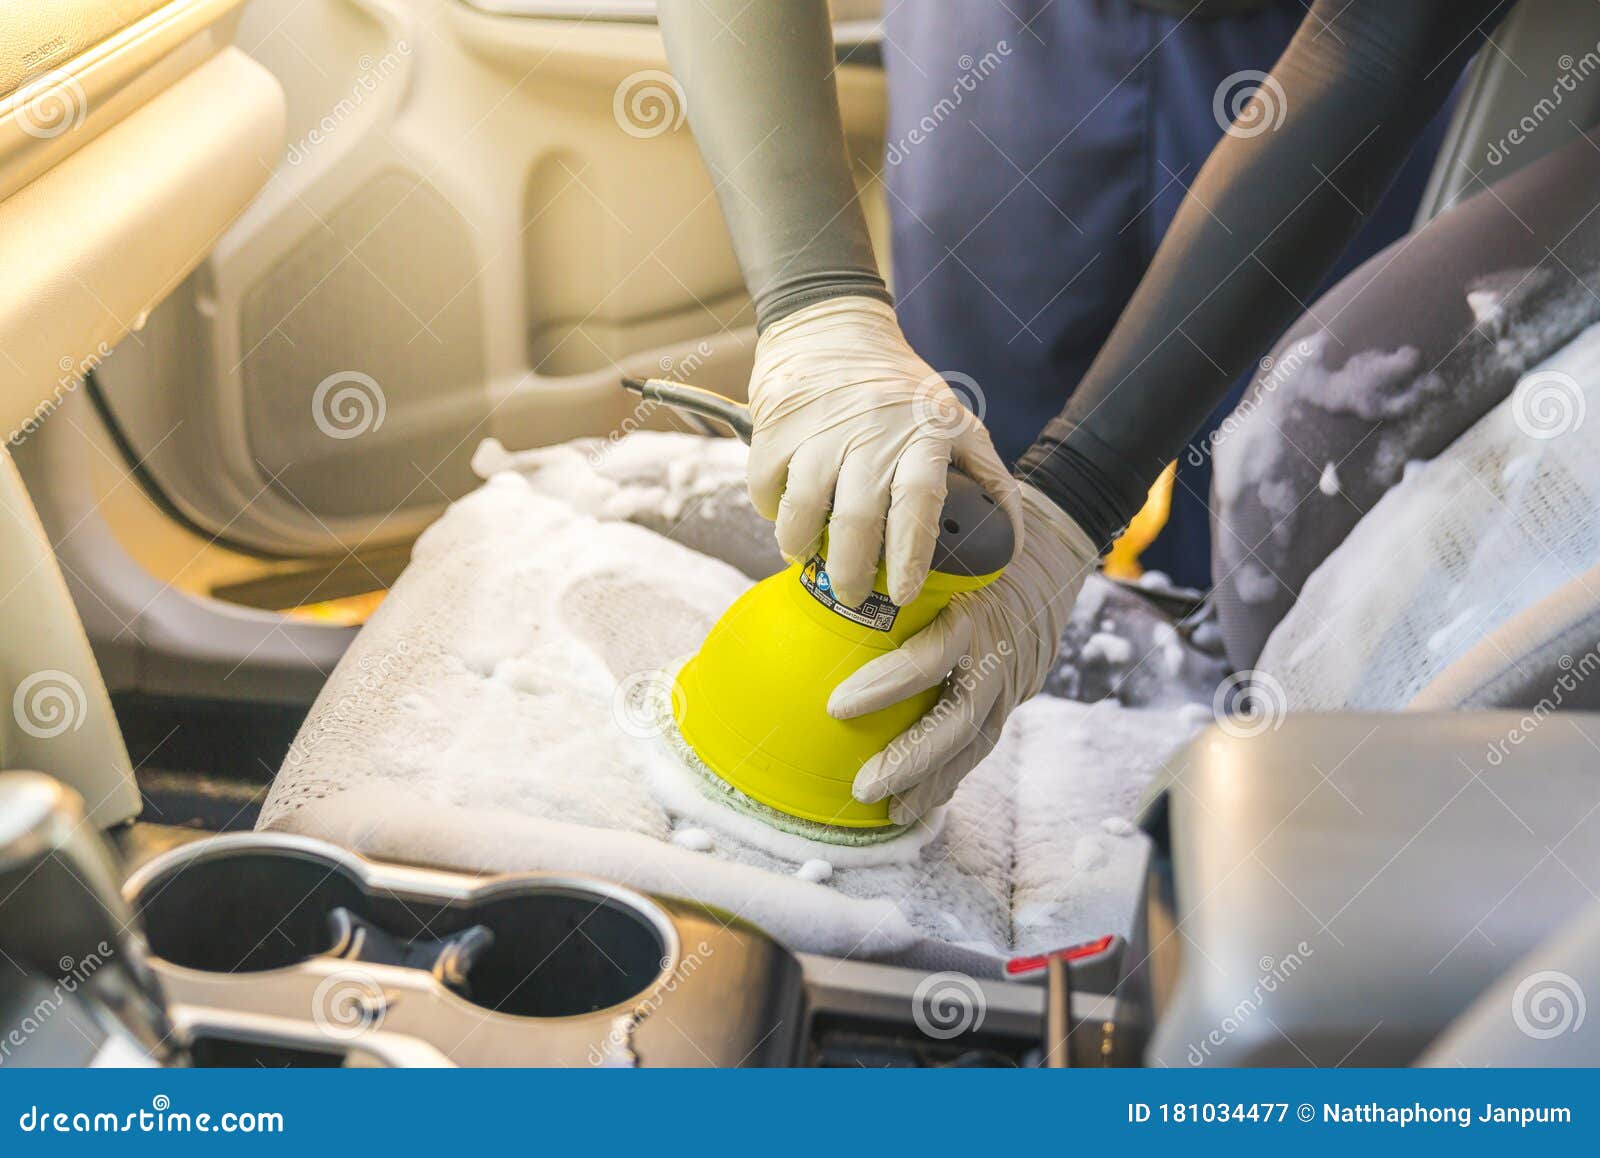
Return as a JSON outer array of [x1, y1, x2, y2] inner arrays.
[[1410, 559, 1600, 712], [260, 435, 1208, 972]]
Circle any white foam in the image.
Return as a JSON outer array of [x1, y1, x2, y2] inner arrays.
[[638, 729, 940, 871], [1467, 288, 1505, 327], [1260, 321, 1600, 709], [797, 859, 833, 884], [672, 827, 714, 852], [262, 434, 1203, 969], [1082, 633, 1133, 666], [1318, 461, 1341, 496]]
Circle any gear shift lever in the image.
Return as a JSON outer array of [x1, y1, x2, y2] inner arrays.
[[0, 771, 180, 1065]]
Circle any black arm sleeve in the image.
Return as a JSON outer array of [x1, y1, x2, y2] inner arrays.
[[657, 0, 892, 330], [1017, 0, 1513, 548]]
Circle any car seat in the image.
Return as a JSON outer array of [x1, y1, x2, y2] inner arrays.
[[1212, 122, 1600, 711]]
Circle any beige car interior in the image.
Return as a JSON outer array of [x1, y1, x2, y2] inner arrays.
[[8, 0, 1600, 1076], [0, 0, 1586, 838], [13, 0, 889, 724], [0, 0, 284, 822]]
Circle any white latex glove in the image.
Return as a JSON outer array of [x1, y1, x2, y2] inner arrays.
[[747, 296, 1023, 608], [827, 482, 1099, 824]]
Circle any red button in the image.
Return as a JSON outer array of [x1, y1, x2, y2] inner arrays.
[[1004, 934, 1116, 976]]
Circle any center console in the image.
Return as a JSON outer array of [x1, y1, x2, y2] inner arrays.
[[116, 832, 1111, 1067], [10, 709, 1594, 1068]]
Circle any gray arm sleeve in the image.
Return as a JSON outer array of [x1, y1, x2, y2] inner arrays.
[[657, 0, 891, 330], [1017, 0, 1511, 548]]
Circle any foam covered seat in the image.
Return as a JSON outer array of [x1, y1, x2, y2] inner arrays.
[[1212, 127, 1600, 680], [1256, 323, 1600, 712], [260, 434, 1209, 972]]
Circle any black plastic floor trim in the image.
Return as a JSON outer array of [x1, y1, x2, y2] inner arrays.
[[113, 692, 307, 784]]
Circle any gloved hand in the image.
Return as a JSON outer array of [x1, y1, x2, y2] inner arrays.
[[747, 296, 1023, 608], [827, 482, 1099, 824]]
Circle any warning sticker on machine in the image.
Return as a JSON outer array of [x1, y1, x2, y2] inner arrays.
[[800, 556, 899, 631]]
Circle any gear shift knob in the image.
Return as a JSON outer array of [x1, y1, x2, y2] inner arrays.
[[0, 771, 179, 1065]]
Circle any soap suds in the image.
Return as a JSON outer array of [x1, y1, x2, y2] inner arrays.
[[1234, 564, 1280, 604], [1258, 320, 1600, 711], [1072, 838, 1108, 872], [1188, 620, 1222, 652], [475, 433, 783, 580], [1151, 622, 1185, 677], [1467, 288, 1505, 327], [1082, 633, 1133, 666], [1501, 454, 1534, 485], [264, 434, 1208, 970], [1318, 461, 1341, 496], [1214, 266, 1600, 644], [1427, 606, 1483, 655], [672, 827, 714, 852], [796, 859, 833, 884]]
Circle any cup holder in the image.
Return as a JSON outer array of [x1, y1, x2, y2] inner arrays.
[[463, 888, 669, 1018], [133, 847, 366, 973], [129, 841, 675, 1019]]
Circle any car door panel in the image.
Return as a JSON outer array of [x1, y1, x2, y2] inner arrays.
[[91, 0, 887, 556]]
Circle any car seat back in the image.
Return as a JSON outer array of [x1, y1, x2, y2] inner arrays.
[[1251, 322, 1600, 711], [1211, 125, 1600, 708], [1415, 0, 1600, 227]]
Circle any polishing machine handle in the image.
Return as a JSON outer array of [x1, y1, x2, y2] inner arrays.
[[619, 377, 1013, 581]]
